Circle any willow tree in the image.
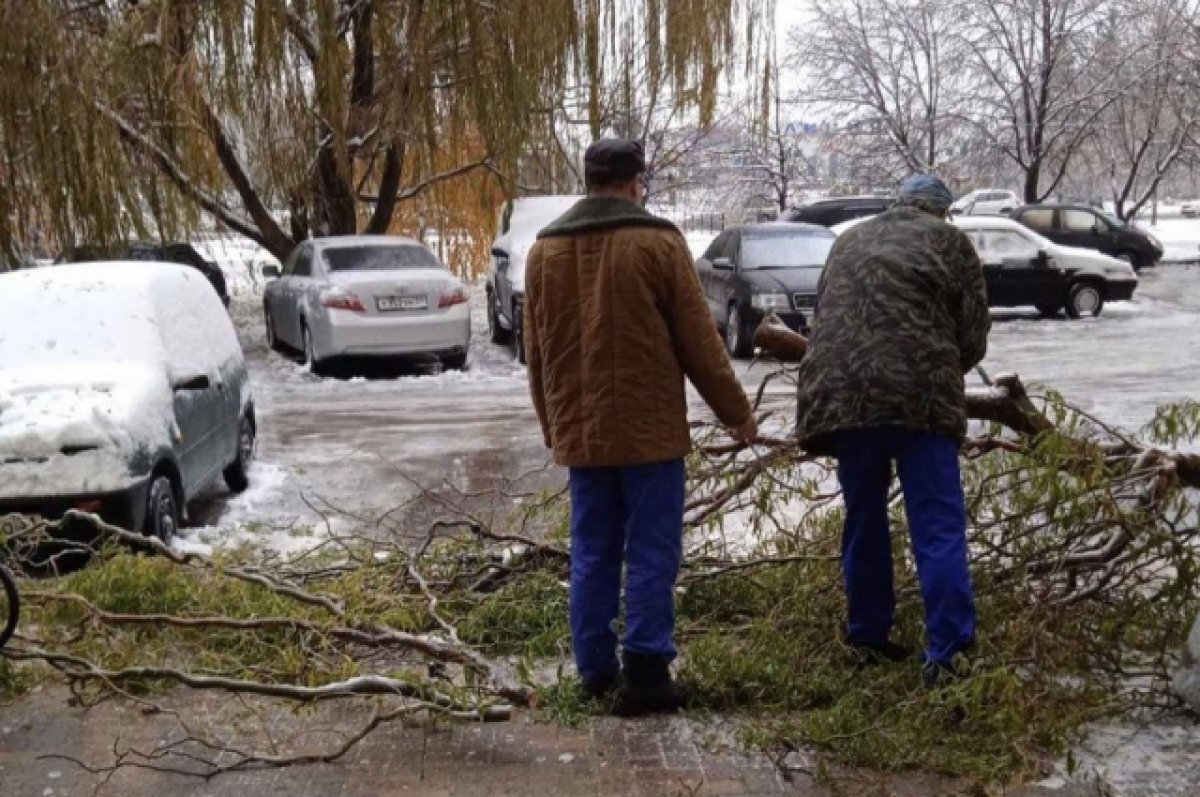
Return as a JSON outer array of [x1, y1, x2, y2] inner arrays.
[[0, 0, 772, 264]]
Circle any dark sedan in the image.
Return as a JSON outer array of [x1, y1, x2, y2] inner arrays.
[[1010, 204, 1163, 271], [695, 223, 836, 358]]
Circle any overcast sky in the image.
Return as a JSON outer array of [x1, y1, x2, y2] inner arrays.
[[774, 1, 813, 118]]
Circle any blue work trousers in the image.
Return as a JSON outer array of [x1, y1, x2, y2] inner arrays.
[[568, 459, 686, 684], [832, 428, 976, 664]]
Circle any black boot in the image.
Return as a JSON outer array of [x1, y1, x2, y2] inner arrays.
[[578, 671, 619, 701], [611, 652, 684, 718], [849, 639, 916, 670], [921, 658, 964, 690]]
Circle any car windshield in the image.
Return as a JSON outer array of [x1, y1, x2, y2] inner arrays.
[[741, 234, 834, 269], [323, 245, 441, 272]]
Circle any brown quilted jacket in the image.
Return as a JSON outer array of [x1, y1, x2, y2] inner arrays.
[[524, 197, 752, 468], [796, 206, 991, 453]]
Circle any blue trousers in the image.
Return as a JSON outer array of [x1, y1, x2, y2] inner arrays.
[[832, 428, 976, 664], [568, 459, 686, 684]]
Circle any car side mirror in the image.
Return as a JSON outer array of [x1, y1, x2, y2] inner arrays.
[[1091, 224, 1105, 235], [173, 374, 211, 391], [1034, 251, 1050, 269], [262, 264, 281, 279], [713, 257, 733, 271]]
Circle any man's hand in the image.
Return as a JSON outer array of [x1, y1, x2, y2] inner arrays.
[[730, 416, 759, 444]]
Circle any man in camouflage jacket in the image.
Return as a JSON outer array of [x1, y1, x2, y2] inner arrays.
[[796, 174, 990, 688]]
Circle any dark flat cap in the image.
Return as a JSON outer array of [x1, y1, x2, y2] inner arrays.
[[584, 138, 646, 183]]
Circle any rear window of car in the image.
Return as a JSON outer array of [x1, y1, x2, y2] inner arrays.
[[741, 234, 835, 269], [1020, 208, 1054, 231], [322, 245, 442, 273]]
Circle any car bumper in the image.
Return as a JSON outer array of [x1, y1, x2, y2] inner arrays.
[[318, 305, 472, 358], [1106, 279, 1138, 301], [0, 481, 149, 534]]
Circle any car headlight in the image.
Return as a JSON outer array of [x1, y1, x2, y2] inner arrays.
[[1147, 232, 1163, 249], [751, 293, 790, 312]]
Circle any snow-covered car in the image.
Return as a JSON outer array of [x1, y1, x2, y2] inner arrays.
[[953, 216, 1138, 317], [263, 236, 470, 372], [0, 263, 256, 538], [830, 215, 1137, 317], [486, 195, 584, 363], [1181, 200, 1200, 219], [951, 189, 1020, 216]]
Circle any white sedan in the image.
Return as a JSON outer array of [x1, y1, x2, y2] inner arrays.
[[263, 236, 471, 373]]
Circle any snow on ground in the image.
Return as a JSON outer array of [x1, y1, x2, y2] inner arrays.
[[982, 265, 1200, 433], [1148, 218, 1200, 264], [1041, 719, 1200, 796], [173, 462, 308, 556]]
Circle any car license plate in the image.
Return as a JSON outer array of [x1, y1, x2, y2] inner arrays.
[[377, 296, 426, 312]]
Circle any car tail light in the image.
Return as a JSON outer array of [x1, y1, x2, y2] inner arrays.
[[439, 287, 468, 308], [319, 288, 366, 312]]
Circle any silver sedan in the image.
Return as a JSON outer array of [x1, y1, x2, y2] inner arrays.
[[263, 236, 471, 372]]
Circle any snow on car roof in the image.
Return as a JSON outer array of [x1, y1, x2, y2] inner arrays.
[[506, 195, 583, 236], [0, 261, 233, 372], [492, 196, 585, 267], [952, 216, 1025, 230], [311, 235, 425, 249]]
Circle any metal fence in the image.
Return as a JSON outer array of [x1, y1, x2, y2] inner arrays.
[[665, 212, 728, 233]]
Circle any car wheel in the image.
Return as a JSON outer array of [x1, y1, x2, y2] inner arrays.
[[144, 475, 180, 540], [488, 293, 512, 345], [223, 414, 255, 494], [301, 321, 325, 375], [1035, 301, 1062, 318], [1116, 251, 1143, 272], [264, 307, 283, 352], [725, 304, 752, 359], [513, 306, 527, 365], [1065, 282, 1105, 319]]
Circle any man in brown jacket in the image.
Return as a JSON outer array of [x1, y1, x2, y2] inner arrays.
[[524, 139, 757, 715]]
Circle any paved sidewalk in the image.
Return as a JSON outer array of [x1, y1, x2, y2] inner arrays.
[[0, 687, 1089, 797]]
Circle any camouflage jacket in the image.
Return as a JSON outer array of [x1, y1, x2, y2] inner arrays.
[[795, 206, 990, 451]]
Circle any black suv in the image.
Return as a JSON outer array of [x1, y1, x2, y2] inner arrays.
[[127, 242, 230, 305], [695, 223, 836, 358], [64, 242, 231, 306], [1010, 204, 1163, 271], [780, 196, 890, 228]]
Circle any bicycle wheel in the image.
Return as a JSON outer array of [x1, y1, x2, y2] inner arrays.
[[0, 565, 17, 651]]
